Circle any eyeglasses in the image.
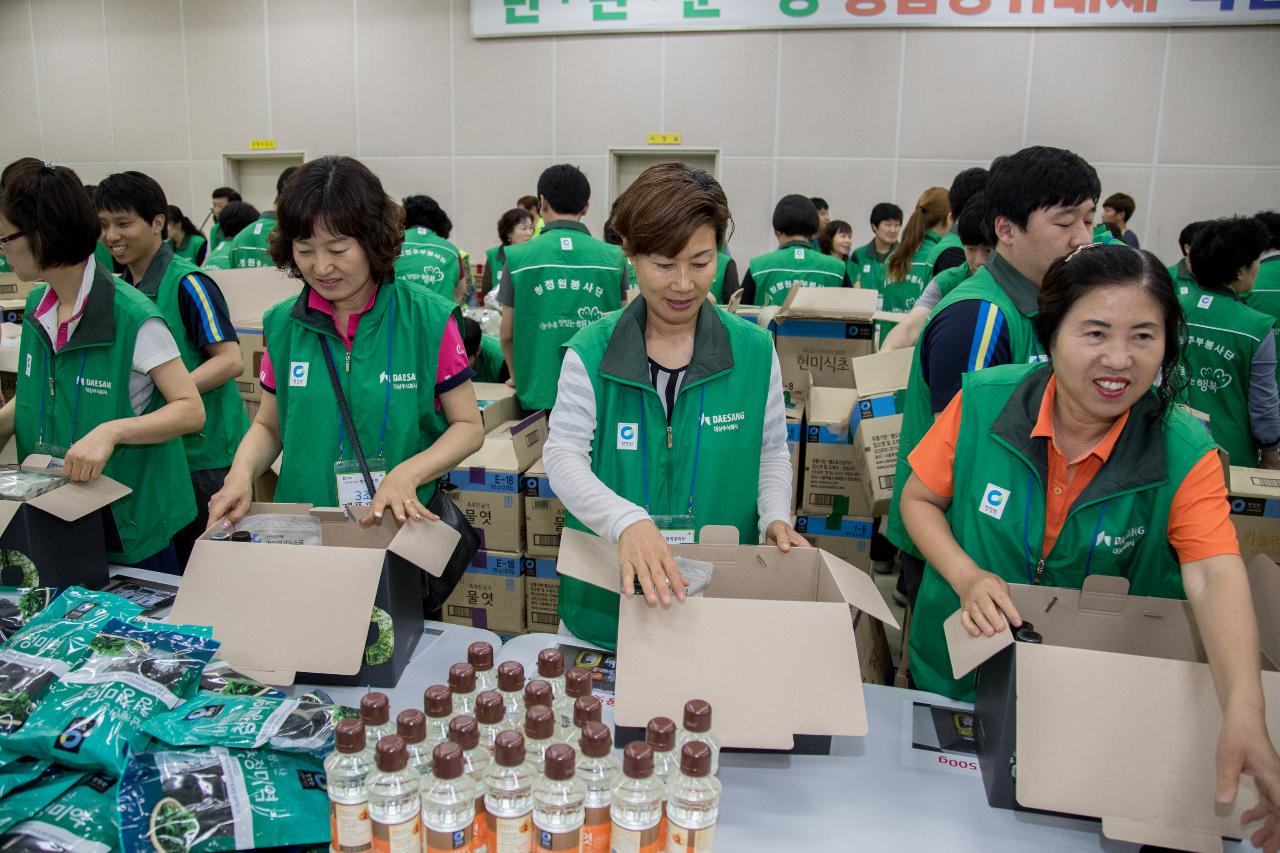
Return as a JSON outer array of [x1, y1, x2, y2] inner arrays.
[[0, 230, 24, 251]]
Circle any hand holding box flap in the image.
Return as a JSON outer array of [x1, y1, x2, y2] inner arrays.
[[944, 609, 1015, 679], [386, 516, 459, 578], [557, 527, 624, 591], [15, 456, 131, 523], [819, 551, 899, 630], [1245, 555, 1280, 669]]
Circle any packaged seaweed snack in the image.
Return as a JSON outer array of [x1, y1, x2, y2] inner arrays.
[[0, 747, 50, 799], [0, 586, 58, 642], [0, 468, 69, 502], [4, 619, 217, 775], [196, 661, 286, 700], [231, 514, 322, 546], [145, 693, 358, 759], [118, 746, 330, 853], [0, 771, 118, 852], [0, 766, 84, 835]]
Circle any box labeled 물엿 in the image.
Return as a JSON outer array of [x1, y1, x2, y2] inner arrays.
[[522, 458, 564, 558], [443, 550, 526, 635], [446, 413, 547, 553], [523, 555, 560, 633]]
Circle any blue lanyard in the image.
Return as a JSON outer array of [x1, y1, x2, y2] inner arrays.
[[38, 349, 87, 449], [329, 293, 395, 461], [639, 383, 705, 518]]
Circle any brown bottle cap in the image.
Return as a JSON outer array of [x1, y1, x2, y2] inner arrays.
[[682, 699, 712, 734], [475, 690, 505, 725], [396, 709, 426, 744], [536, 648, 564, 679], [497, 661, 525, 693], [572, 695, 602, 729], [679, 741, 712, 777], [646, 717, 676, 752], [432, 741, 465, 780], [447, 714, 479, 751], [523, 679, 553, 709], [565, 667, 592, 699], [579, 721, 612, 758], [360, 692, 390, 726], [423, 684, 453, 719], [376, 735, 408, 772], [623, 742, 654, 778], [543, 743, 576, 780], [335, 718, 366, 753], [494, 730, 527, 767], [448, 662, 476, 694], [524, 704, 555, 740], [467, 641, 494, 672]]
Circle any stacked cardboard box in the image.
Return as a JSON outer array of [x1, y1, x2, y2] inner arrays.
[[442, 550, 527, 637], [523, 554, 561, 633], [522, 458, 564, 557], [1228, 465, 1280, 564], [772, 287, 877, 396], [849, 349, 912, 517]]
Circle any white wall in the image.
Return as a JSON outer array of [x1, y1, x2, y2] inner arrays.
[[2, 0, 1278, 264]]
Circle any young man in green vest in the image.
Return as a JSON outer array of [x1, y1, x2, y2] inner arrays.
[[462, 316, 508, 384], [927, 167, 988, 278], [226, 166, 298, 269], [849, 202, 901, 293], [886, 146, 1100, 608], [207, 187, 241, 253], [1170, 220, 1206, 300], [395, 195, 463, 303], [201, 201, 259, 272], [95, 172, 250, 566], [499, 164, 627, 411], [1245, 211, 1280, 324], [732, 195, 851, 307], [808, 196, 830, 251]]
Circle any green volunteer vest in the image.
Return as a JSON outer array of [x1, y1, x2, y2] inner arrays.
[[14, 266, 196, 564], [133, 245, 250, 471], [505, 221, 626, 411], [558, 297, 773, 649], [886, 253, 1047, 559], [709, 252, 733, 303], [227, 212, 276, 269], [880, 231, 942, 314], [484, 245, 507, 295], [747, 240, 846, 307], [169, 234, 206, 264], [925, 231, 962, 268], [932, 262, 973, 300], [1092, 222, 1126, 246], [1168, 259, 1200, 302], [93, 242, 115, 276], [910, 363, 1215, 700], [475, 334, 506, 383], [1245, 255, 1280, 326], [202, 242, 232, 271], [264, 278, 458, 507], [208, 223, 222, 251], [850, 240, 893, 295], [394, 227, 462, 302], [1178, 285, 1272, 466]]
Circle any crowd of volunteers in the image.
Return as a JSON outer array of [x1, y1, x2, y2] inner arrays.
[[1, 144, 1278, 848]]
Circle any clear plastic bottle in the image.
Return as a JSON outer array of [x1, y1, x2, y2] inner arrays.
[[469, 641, 499, 693], [553, 668, 594, 741], [535, 648, 566, 700], [424, 684, 455, 745], [520, 680, 553, 730], [559, 693, 603, 747], [646, 717, 679, 848], [360, 692, 396, 744], [448, 714, 493, 853], [422, 741, 476, 853], [396, 709, 433, 779], [496, 661, 526, 726], [366, 735, 421, 853], [610, 742, 663, 853], [531, 744, 586, 853], [576, 721, 620, 853], [522, 705, 557, 774], [449, 663, 479, 718], [664, 742, 721, 853], [325, 718, 374, 853], [675, 700, 720, 776], [483, 730, 535, 852], [476, 690, 515, 753]]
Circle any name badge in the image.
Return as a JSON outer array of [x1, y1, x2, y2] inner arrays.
[[335, 458, 387, 507], [652, 514, 696, 546]]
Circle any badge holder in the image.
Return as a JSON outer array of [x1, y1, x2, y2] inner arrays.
[[651, 514, 696, 546], [32, 442, 68, 469], [334, 457, 386, 508]]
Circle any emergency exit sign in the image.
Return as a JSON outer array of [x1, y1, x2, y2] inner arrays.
[[647, 133, 683, 145], [249, 139, 278, 150]]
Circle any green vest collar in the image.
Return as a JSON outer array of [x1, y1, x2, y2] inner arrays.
[[541, 220, 590, 236], [1200, 281, 1243, 301], [987, 252, 1040, 318], [130, 243, 176, 298], [598, 296, 734, 390], [288, 278, 394, 339], [779, 239, 811, 251], [37, 263, 119, 352], [862, 240, 892, 262], [1175, 258, 1194, 281]]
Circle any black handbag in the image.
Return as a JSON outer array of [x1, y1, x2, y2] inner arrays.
[[319, 340, 478, 612]]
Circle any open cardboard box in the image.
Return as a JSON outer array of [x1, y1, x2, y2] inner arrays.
[[802, 386, 870, 518], [170, 501, 458, 687], [946, 562, 1280, 852], [556, 525, 898, 753], [473, 382, 522, 432], [771, 287, 876, 393], [1228, 465, 1280, 565], [445, 413, 547, 553]]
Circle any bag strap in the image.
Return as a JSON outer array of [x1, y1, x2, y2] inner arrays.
[[319, 339, 378, 499]]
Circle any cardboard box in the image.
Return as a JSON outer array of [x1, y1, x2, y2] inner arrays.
[[446, 413, 547, 554], [473, 383, 522, 432], [170, 501, 457, 687], [801, 387, 871, 518], [0, 275, 38, 302], [855, 609, 892, 686], [849, 349, 912, 517], [232, 319, 266, 403], [213, 268, 303, 403], [872, 311, 908, 350], [793, 514, 873, 572], [771, 287, 876, 393], [0, 298, 25, 326], [522, 459, 564, 558], [557, 526, 898, 752], [1228, 465, 1280, 564], [523, 555, 560, 633], [443, 551, 526, 635], [852, 414, 902, 518], [948, 564, 1280, 851]]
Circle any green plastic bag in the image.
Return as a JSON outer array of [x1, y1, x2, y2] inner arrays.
[[119, 746, 330, 853], [0, 765, 84, 835], [144, 692, 357, 759], [197, 661, 286, 699], [0, 746, 50, 798], [5, 619, 217, 775], [0, 771, 118, 852]]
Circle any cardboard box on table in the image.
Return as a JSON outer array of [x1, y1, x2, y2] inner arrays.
[[771, 287, 876, 394], [522, 458, 564, 558], [849, 349, 912, 517], [445, 413, 547, 554], [442, 550, 526, 636], [170, 501, 457, 688], [1227, 465, 1280, 564], [793, 514, 873, 572], [801, 387, 871, 518], [523, 555, 561, 633], [556, 526, 898, 754], [473, 382, 521, 432], [946, 560, 1280, 852]]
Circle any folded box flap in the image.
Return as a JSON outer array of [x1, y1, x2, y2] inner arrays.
[[1099, 818, 1221, 853], [944, 609, 1015, 679], [1078, 574, 1131, 613], [237, 668, 298, 688], [387, 516, 459, 578], [556, 527, 623, 592], [21, 463, 131, 521], [779, 285, 877, 319], [807, 387, 859, 428], [850, 348, 913, 397], [819, 549, 899, 630], [1246, 554, 1280, 669], [697, 525, 740, 546], [0, 502, 20, 536]]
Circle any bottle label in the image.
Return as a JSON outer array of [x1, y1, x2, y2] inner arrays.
[[330, 801, 372, 853], [371, 816, 420, 853], [581, 805, 610, 853], [424, 826, 471, 852], [486, 812, 532, 852], [658, 809, 668, 849], [472, 796, 490, 853], [533, 826, 580, 852], [665, 823, 714, 853], [609, 823, 660, 853]]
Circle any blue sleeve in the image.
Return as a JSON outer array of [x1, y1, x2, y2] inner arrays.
[[177, 271, 239, 352], [920, 299, 1012, 414]]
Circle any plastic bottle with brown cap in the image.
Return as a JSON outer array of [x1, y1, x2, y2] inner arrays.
[[553, 668, 594, 742], [396, 709, 433, 779], [535, 648, 566, 700], [476, 690, 515, 753], [483, 730, 535, 852], [610, 742, 663, 852], [532, 744, 586, 851], [521, 679, 553, 729], [665, 742, 721, 851], [325, 718, 374, 853], [422, 741, 476, 853], [449, 663, 479, 718], [366, 735, 421, 853], [576, 721, 620, 853], [645, 716, 679, 847], [522, 704, 557, 774], [360, 692, 396, 743], [675, 699, 720, 775], [496, 661, 526, 726], [448, 714, 493, 853], [469, 641, 499, 692], [423, 684, 455, 746]]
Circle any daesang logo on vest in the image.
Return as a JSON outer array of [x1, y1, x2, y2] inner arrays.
[[1096, 525, 1145, 557], [379, 370, 418, 391], [617, 423, 638, 451], [979, 483, 1011, 520], [700, 410, 746, 433], [75, 376, 113, 396]]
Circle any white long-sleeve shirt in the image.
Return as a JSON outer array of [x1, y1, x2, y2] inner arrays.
[[543, 346, 794, 543]]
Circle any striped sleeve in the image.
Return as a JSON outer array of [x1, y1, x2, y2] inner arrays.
[[177, 272, 239, 350], [920, 299, 1012, 414]]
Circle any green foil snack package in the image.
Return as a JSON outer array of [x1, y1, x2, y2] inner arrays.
[[4, 619, 217, 775], [144, 693, 357, 759], [0, 771, 118, 853], [0, 586, 60, 642], [197, 661, 286, 699], [0, 746, 51, 798], [119, 746, 330, 853], [0, 765, 85, 835]]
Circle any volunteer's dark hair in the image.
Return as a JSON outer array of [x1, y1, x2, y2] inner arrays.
[[985, 146, 1100, 240], [461, 316, 483, 360], [886, 187, 949, 283], [1036, 245, 1184, 417], [276, 166, 300, 197], [1178, 221, 1207, 257], [215, 201, 260, 241], [497, 207, 533, 246], [772, 194, 819, 239], [167, 205, 204, 240], [602, 198, 623, 246], [537, 164, 590, 216], [948, 168, 988, 228], [1103, 192, 1136, 221], [268, 155, 404, 284], [809, 197, 829, 213], [403, 195, 452, 239], [94, 171, 168, 226], [0, 158, 99, 268], [1255, 211, 1280, 251], [818, 220, 852, 256], [211, 186, 241, 203], [956, 194, 989, 247], [1190, 217, 1270, 291], [870, 202, 903, 228], [611, 162, 732, 259], [516, 195, 538, 213]]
